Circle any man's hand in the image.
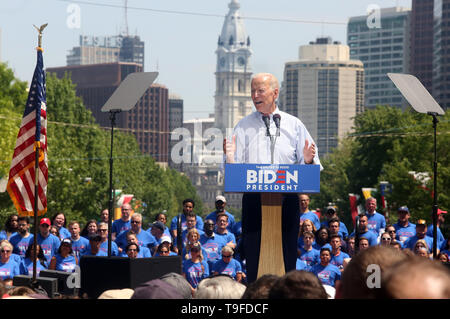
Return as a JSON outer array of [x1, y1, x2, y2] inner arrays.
[[223, 135, 236, 163], [303, 139, 316, 164]]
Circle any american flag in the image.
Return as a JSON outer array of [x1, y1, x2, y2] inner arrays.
[[6, 48, 48, 216]]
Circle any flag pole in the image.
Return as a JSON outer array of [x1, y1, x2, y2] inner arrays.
[[31, 23, 47, 287]]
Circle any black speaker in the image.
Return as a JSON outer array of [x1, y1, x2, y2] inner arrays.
[[79, 256, 182, 299], [13, 275, 58, 298], [39, 270, 79, 296]]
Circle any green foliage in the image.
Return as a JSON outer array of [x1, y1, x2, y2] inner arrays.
[[313, 106, 450, 234], [0, 65, 202, 229]]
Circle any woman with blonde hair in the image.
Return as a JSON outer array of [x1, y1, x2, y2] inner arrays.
[[183, 228, 207, 261], [0, 241, 20, 285], [413, 239, 430, 258]]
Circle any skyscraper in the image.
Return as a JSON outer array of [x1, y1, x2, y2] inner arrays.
[[67, 34, 144, 68], [410, 0, 434, 94], [347, 7, 411, 109], [282, 37, 364, 156], [47, 62, 169, 164], [433, 0, 450, 110], [214, 0, 253, 135]]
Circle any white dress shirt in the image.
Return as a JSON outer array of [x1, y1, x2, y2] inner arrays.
[[230, 107, 322, 168]]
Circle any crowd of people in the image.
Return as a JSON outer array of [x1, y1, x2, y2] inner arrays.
[[0, 194, 449, 299]]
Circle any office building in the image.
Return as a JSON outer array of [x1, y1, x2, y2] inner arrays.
[[282, 37, 364, 155], [347, 7, 411, 109], [410, 0, 434, 94], [47, 62, 168, 164], [433, 0, 450, 110], [67, 35, 144, 68]]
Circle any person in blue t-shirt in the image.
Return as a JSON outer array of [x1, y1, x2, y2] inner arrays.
[[153, 212, 171, 237], [204, 195, 236, 234], [97, 222, 119, 256], [170, 199, 204, 243], [298, 231, 320, 268], [350, 213, 378, 247], [49, 238, 78, 272], [118, 231, 152, 258], [214, 213, 236, 249], [81, 233, 108, 257], [0, 241, 20, 285], [68, 221, 90, 260], [200, 219, 227, 270], [393, 206, 416, 246], [116, 214, 156, 253], [10, 216, 34, 258], [329, 234, 349, 271], [403, 219, 434, 253], [177, 213, 205, 251], [51, 213, 71, 240], [20, 243, 48, 276], [37, 218, 61, 264], [111, 203, 132, 240], [182, 243, 209, 291], [365, 197, 386, 240], [298, 194, 321, 230], [320, 206, 349, 240], [309, 247, 341, 287], [212, 246, 243, 282], [0, 214, 19, 241]]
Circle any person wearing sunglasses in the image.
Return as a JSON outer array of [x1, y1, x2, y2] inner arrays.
[[211, 245, 243, 283], [380, 232, 392, 247], [115, 213, 156, 254], [0, 241, 20, 286]]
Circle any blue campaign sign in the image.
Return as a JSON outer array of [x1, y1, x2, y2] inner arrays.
[[224, 163, 320, 193]]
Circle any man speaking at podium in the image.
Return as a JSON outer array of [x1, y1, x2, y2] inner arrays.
[[224, 73, 322, 283]]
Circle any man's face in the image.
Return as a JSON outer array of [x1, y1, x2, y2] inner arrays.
[[121, 204, 132, 220], [303, 235, 314, 246], [329, 222, 340, 235], [299, 195, 310, 211], [215, 201, 225, 212], [183, 202, 194, 214], [366, 199, 377, 213], [359, 216, 368, 231], [18, 221, 29, 235], [216, 216, 228, 230], [98, 225, 108, 239], [204, 220, 215, 235], [330, 237, 341, 250], [101, 209, 109, 221], [251, 75, 278, 114], [416, 225, 426, 238], [186, 216, 196, 229], [39, 223, 50, 236], [398, 211, 410, 223], [359, 239, 369, 250], [69, 223, 80, 237], [130, 217, 141, 232]]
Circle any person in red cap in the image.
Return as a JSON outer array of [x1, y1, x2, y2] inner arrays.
[[36, 217, 61, 264], [427, 208, 447, 251]]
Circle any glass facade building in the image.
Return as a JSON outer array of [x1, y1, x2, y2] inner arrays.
[[347, 7, 411, 109]]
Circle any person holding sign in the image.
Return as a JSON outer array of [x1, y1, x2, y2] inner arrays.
[[224, 72, 322, 283]]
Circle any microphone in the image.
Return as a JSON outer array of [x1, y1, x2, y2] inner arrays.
[[262, 115, 271, 136], [273, 114, 281, 136]]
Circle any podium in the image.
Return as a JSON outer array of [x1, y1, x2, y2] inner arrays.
[[225, 163, 320, 278]]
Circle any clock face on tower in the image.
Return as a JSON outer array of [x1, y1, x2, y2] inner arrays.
[[237, 56, 245, 66], [220, 57, 226, 67]]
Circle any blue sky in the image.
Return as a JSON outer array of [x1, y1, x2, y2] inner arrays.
[[0, 0, 410, 120]]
